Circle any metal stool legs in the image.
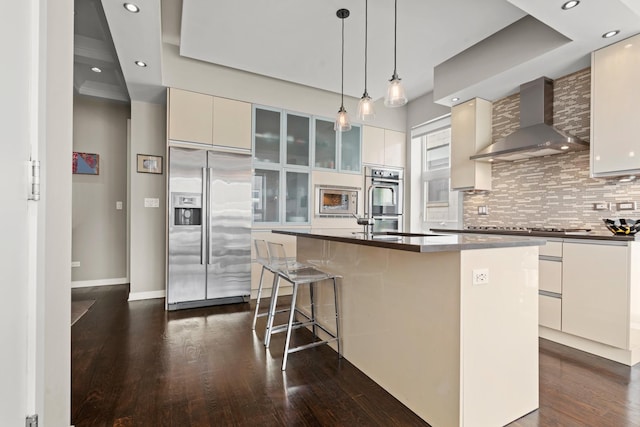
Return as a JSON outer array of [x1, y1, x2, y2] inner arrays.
[[251, 264, 266, 330], [279, 276, 341, 371]]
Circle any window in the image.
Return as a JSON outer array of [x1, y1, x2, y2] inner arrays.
[[411, 116, 462, 230]]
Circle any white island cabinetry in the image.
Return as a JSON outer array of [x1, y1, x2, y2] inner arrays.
[[279, 230, 541, 427]]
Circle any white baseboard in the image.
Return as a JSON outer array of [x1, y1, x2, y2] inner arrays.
[[71, 277, 128, 288], [128, 290, 166, 301]]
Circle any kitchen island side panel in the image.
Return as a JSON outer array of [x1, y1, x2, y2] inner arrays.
[[296, 237, 539, 427], [296, 237, 462, 427]]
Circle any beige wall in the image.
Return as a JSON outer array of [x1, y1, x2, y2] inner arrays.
[[129, 101, 167, 298], [72, 96, 129, 283]]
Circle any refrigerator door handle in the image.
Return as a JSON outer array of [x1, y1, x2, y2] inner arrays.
[[201, 167, 207, 265], [208, 167, 214, 265]]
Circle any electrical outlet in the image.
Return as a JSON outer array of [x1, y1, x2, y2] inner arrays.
[[472, 268, 489, 285], [71, 261, 80, 268], [478, 206, 488, 215], [593, 202, 611, 211], [617, 201, 637, 211]]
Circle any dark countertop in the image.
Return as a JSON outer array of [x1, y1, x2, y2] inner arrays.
[[273, 230, 544, 253], [430, 228, 637, 242]]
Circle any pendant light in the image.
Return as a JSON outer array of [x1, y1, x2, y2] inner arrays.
[[335, 8, 352, 132], [384, 0, 407, 107], [357, 0, 375, 121]]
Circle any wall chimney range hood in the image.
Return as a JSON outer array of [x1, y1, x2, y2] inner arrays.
[[471, 77, 589, 162]]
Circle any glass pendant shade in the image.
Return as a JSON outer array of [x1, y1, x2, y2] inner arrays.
[[335, 106, 352, 132], [357, 94, 375, 121], [385, 0, 407, 108], [384, 75, 407, 107]]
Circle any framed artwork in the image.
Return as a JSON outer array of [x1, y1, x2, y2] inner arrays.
[[73, 152, 99, 175], [137, 154, 163, 174]]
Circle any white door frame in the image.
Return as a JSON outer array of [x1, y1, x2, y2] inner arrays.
[[1, 0, 73, 425]]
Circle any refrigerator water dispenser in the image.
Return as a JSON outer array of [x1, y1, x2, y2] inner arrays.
[[172, 193, 202, 226]]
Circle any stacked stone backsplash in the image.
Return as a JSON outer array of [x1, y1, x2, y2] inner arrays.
[[463, 68, 640, 233]]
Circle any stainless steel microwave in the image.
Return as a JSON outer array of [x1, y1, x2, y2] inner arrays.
[[316, 186, 359, 216]]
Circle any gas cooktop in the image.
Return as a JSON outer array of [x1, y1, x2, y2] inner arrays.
[[465, 226, 592, 234]]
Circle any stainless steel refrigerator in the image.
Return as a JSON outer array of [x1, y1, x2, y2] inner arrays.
[[167, 147, 251, 310]]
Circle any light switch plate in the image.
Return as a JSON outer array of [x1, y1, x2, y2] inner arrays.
[[116, 201, 123, 210], [144, 198, 160, 208], [71, 261, 80, 268]]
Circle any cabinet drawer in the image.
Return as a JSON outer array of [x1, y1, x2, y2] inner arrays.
[[539, 241, 562, 257], [539, 295, 561, 330], [539, 259, 562, 294]]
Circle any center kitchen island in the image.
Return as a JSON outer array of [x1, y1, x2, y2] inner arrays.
[[273, 230, 544, 427]]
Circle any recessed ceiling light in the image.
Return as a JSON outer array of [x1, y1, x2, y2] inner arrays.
[[451, 97, 460, 102], [123, 3, 139, 13], [560, 145, 569, 150], [91, 67, 102, 73], [561, 1, 579, 10], [134, 61, 147, 67], [602, 30, 620, 39]]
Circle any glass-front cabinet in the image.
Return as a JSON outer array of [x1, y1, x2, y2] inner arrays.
[[252, 168, 280, 223], [339, 125, 361, 173], [252, 106, 362, 225], [314, 118, 337, 170], [286, 113, 310, 167], [285, 171, 309, 223], [254, 108, 281, 163], [253, 106, 311, 225]]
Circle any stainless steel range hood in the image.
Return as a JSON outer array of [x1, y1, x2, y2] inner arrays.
[[471, 77, 589, 162]]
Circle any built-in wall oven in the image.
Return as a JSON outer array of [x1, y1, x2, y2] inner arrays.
[[364, 166, 403, 233]]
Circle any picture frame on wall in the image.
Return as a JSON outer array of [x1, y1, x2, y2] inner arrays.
[[137, 154, 163, 174], [73, 152, 99, 175]]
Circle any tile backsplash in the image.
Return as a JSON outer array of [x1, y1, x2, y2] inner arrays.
[[463, 68, 640, 232]]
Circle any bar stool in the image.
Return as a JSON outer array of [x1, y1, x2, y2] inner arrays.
[[251, 239, 308, 332], [265, 241, 341, 371], [251, 239, 277, 331]]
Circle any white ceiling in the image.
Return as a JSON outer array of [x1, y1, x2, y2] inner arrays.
[[90, 0, 640, 106]]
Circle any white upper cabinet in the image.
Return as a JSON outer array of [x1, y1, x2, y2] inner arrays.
[[213, 96, 252, 149], [591, 33, 640, 177], [450, 98, 492, 191], [362, 126, 406, 168], [168, 88, 252, 149], [384, 130, 406, 168], [168, 88, 213, 145]]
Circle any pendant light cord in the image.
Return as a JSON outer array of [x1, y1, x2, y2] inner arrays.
[[364, 0, 368, 94], [341, 14, 345, 108], [393, 0, 398, 76]]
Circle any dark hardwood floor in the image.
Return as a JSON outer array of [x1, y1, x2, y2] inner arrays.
[[72, 285, 640, 427]]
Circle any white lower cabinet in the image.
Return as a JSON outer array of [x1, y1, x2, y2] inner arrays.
[[562, 242, 629, 349], [539, 295, 561, 330]]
